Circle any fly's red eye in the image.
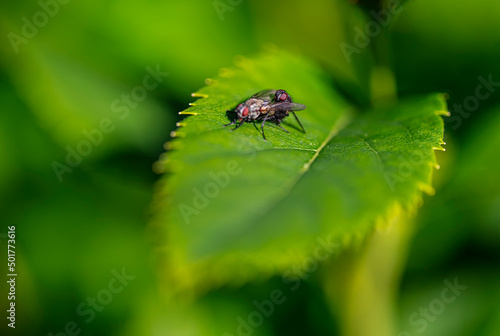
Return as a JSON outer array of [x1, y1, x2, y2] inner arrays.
[[279, 93, 288, 101], [242, 107, 249, 117]]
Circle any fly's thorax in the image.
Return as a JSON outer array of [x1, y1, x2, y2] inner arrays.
[[246, 98, 267, 120]]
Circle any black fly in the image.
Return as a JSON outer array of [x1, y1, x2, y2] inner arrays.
[[224, 89, 306, 140]]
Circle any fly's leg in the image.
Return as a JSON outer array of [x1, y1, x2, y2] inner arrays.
[[223, 120, 236, 127], [291, 111, 306, 133], [275, 118, 290, 134], [260, 114, 270, 140], [225, 119, 246, 131], [277, 124, 290, 133], [231, 120, 246, 131]]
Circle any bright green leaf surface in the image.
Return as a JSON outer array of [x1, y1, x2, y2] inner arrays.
[[152, 50, 446, 293]]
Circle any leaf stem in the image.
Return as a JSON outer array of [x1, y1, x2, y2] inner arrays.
[[322, 209, 415, 336]]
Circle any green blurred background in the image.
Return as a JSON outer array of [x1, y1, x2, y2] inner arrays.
[[0, 0, 499, 335]]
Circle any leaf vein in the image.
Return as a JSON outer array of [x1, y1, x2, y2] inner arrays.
[[358, 137, 386, 171]]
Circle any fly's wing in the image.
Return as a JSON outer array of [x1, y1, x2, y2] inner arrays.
[[268, 102, 306, 112], [251, 89, 276, 101]]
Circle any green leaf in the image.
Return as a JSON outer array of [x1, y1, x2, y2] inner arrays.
[[152, 50, 446, 294]]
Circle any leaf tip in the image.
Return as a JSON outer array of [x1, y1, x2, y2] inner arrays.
[[178, 111, 198, 115]]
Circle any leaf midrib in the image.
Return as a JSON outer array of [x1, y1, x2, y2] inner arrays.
[[224, 110, 353, 248], [274, 111, 352, 203]]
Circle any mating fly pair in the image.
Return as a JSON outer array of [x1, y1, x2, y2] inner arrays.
[[224, 89, 306, 140]]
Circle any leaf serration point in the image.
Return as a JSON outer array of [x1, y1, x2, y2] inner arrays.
[[152, 161, 165, 174], [436, 110, 451, 117], [218, 68, 234, 78], [191, 92, 209, 98], [418, 182, 435, 196], [432, 146, 445, 151], [261, 42, 277, 53]]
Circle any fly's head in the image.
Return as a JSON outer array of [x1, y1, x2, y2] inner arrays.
[[275, 89, 293, 103], [235, 103, 250, 120]]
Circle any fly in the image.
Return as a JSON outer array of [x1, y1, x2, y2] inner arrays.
[[224, 89, 306, 140]]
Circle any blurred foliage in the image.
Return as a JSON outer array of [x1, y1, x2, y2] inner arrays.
[[0, 0, 498, 336]]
